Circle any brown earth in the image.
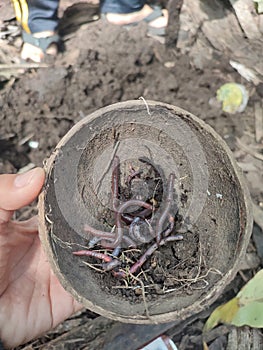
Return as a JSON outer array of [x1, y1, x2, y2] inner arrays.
[[0, 0, 263, 349]]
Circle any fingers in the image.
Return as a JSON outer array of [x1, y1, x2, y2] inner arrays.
[[0, 168, 45, 213]]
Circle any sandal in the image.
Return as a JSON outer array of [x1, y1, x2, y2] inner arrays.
[[130, 5, 166, 37], [102, 5, 166, 38], [22, 31, 61, 57]]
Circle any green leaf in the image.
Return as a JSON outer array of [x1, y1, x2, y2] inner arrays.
[[204, 269, 263, 332], [254, 0, 263, 13]]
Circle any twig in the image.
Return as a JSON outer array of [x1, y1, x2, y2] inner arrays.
[[254, 102, 263, 143], [156, 173, 175, 243], [166, 267, 222, 284], [236, 138, 263, 161], [139, 96, 151, 116], [81, 260, 106, 273], [193, 241, 203, 283], [129, 272, 151, 319], [0, 63, 49, 69], [95, 141, 120, 194]]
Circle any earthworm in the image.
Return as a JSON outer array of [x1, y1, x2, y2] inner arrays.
[[111, 270, 126, 278], [112, 156, 151, 225], [161, 235, 183, 243], [102, 259, 121, 271], [121, 207, 153, 225], [73, 250, 112, 263], [137, 207, 153, 218], [118, 199, 153, 214], [125, 166, 142, 184], [84, 223, 115, 240], [100, 235, 136, 248], [78, 163, 181, 278], [116, 199, 152, 246], [121, 213, 134, 224], [104, 199, 153, 248], [111, 155, 130, 225], [73, 249, 122, 271], [102, 246, 122, 271], [129, 242, 159, 275], [156, 173, 175, 244], [84, 204, 141, 248], [162, 214, 175, 238], [129, 234, 183, 274], [109, 208, 123, 247], [112, 246, 121, 257], [113, 234, 183, 278]]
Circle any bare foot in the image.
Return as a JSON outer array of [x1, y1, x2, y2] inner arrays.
[[21, 31, 58, 63], [105, 4, 168, 29]]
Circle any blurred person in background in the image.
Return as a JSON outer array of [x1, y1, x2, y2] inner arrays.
[[11, 0, 168, 62]]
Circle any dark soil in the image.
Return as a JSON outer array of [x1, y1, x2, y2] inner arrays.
[[0, 0, 262, 349], [0, 16, 250, 170]]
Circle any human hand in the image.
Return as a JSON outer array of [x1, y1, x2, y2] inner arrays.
[[0, 168, 82, 348]]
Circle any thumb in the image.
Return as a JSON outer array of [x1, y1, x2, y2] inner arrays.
[[0, 168, 45, 217]]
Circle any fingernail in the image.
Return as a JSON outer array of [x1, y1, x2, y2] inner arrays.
[[14, 168, 38, 188]]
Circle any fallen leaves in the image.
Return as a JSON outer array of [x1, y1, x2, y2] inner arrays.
[[204, 269, 263, 333]]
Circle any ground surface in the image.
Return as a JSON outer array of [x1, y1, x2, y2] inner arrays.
[[0, 0, 263, 349]]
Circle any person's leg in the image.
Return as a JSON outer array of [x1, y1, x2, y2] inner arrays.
[[100, 0, 168, 34], [100, 0, 144, 14], [11, 0, 60, 62]]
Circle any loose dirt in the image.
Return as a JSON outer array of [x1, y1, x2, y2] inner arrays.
[[0, 1, 262, 348]]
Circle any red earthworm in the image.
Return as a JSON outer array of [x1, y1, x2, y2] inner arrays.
[[121, 213, 134, 224], [107, 212, 123, 248], [162, 214, 175, 238], [73, 249, 122, 272], [100, 235, 136, 249], [113, 234, 183, 278], [84, 202, 151, 248], [102, 259, 121, 271], [103, 200, 153, 248], [78, 166, 181, 277], [88, 199, 152, 248], [73, 250, 112, 263], [126, 168, 142, 184], [121, 207, 153, 225], [112, 246, 121, 257], [118, 199, 153, 214], [101, 246, 122, 270], [129, 242, 158, 274], [84, 223, 115, 240], [161, 234, 183, 243], [111, 270, 126, 278], [111, 156, 154, 225], [84, 222, 130, 248], [137, 207, 153, 219], [111, 156, 146, 225], [129, 234, 183, 275], [156, 173, 175, 244]]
